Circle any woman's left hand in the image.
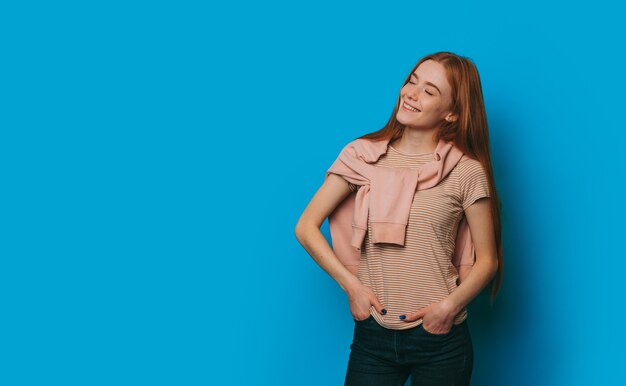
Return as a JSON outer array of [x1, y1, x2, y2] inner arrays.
[[401, 299, 457, 334]]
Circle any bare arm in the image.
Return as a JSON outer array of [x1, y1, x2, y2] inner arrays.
[[294, 173, 385, 320]]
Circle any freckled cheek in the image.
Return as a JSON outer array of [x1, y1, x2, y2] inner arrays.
[[427, 101, 445, 113], [420, 102, 435, 112]]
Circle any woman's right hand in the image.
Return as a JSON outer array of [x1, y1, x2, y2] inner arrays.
[[347, 282, 386, 321]]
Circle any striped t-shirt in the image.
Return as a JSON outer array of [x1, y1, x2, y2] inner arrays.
[[347, 144, 491, 330]]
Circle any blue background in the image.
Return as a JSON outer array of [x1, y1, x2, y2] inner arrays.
[[1, 1, 624, 385]]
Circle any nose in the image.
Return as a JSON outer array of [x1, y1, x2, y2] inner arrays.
[[405, 86, 419, 101]]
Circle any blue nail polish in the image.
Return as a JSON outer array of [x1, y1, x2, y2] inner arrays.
[[399, 315, 406, 320], [381, 309, 387, 315]]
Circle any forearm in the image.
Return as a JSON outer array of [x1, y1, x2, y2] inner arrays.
[[444, 259, 498, 314], [295, 224, 361, 295]]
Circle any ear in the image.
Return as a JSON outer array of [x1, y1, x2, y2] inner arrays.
[[445, 113, 458, 123]]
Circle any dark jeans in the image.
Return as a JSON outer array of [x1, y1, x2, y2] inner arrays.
[[344, 315, 473, 386]]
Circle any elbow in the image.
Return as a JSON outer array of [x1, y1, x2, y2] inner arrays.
[[294, 220, 314, 243], [295, 221, 324, 247], [294, 222, 305, 242], [476, 255, 498, 278], [488, 257, 499, 279]]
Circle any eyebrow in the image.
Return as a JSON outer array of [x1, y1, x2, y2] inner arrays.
[[411, 73, 441, 94]]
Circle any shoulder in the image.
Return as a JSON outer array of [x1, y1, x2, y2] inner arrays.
[[337, 137, 388, 163], [452, 158, 489, 190], [455, 157, 486, 176]]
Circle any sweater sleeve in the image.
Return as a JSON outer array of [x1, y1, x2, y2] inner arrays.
[[325, 140, 373, 188], [459, 159, 491, 210]]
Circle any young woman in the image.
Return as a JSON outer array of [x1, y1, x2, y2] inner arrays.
[[294, 51, 503, 386]]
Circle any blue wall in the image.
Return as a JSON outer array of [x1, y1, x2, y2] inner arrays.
[[2, 1, 624, 385]]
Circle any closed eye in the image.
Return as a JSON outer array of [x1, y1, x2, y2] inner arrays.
[[408, 81, 434, 96]]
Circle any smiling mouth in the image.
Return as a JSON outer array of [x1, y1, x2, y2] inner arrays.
[[402, 101, 420, 112]]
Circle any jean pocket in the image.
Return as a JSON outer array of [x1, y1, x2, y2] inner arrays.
[[421, 322, 455, 337]]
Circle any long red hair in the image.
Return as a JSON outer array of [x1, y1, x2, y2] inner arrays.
[[355, 51, 503, 303]]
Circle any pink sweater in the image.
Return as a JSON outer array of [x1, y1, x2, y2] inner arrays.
[[326, 137, 478, 272]]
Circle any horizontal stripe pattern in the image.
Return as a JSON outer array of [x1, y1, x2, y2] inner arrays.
[[355, 145, 490, 330]]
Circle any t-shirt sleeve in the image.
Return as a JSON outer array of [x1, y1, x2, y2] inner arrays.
[[459, 160, 491, 210], [326, 170, 359, 192]]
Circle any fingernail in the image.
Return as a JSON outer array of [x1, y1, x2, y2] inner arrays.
[[399, 315, 406, 320], [381, 309, 387, 315]]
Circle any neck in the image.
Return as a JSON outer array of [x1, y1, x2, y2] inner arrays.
[[391, 127, 439, 155]]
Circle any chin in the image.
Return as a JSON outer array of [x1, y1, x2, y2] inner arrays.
[[396, 114, 418, 126], [396, 112, 411, 125]]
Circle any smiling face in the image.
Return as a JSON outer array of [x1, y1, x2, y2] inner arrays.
[[396, 59, 457, 129]]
